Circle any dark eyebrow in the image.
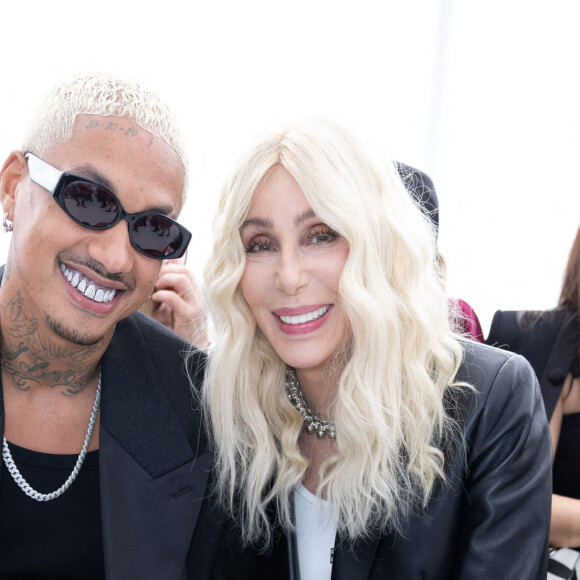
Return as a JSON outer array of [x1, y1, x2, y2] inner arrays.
[[240, 217, 273, 230], [70, 164, 175, 216], [295, 209, 316, 226], [241, 210, 318, 231], [72, 164, 116, 192]]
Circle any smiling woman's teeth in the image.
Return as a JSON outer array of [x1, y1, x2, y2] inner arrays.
[[61, 264, 116, 303], [280, 305, 329, 325]]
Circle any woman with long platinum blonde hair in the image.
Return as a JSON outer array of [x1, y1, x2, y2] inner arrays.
[[198, 121, 551, 579]]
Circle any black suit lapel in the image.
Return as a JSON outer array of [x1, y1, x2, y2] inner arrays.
[[100, 429, 211, 579], [99, 317, 211, 579], [331, 534, 380, 580]]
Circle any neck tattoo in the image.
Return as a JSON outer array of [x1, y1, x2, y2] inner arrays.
[[2, 373, 102, 501], [285, 367, 336, 439]]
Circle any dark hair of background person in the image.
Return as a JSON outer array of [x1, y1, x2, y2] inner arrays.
[[559, 225, 580, 312]]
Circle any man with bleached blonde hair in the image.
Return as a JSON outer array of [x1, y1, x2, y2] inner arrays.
[[0, 73, 210, 578]]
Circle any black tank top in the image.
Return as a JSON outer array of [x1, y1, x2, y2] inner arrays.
[[553, 355, 580, 499], [0, 443, 105, 579]]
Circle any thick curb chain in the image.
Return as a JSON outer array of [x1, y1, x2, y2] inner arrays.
[[2, 374, 102, 502]]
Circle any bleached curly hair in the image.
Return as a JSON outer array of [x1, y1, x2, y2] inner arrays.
[[22, 71, 188, 201], [202, 120, 464, 548]]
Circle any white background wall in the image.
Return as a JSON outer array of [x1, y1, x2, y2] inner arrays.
[[1, 0, 578, 334]]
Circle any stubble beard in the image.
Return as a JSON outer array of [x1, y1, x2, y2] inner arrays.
[[45, 312, 106, 347]]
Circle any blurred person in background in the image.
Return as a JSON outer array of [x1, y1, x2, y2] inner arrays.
[[396, 162, 484, 343], [140, 255, 209, 349], [488, 222, 580, 555]]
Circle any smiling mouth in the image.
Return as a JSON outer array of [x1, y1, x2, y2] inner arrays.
[[279, 305, 329, 325], [60, 263, 117, 304]]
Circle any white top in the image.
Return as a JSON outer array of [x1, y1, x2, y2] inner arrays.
[[294, 484, 337, 580]]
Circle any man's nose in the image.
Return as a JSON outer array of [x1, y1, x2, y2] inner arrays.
[[87, 220, 135, 274]]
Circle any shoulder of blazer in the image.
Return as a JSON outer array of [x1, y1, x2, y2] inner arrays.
[[485, 308, 578, 419], [116, 312, 207, 420], [450, 339, 532, 425], [487, 309, 576, 356], [100, 312, 208, 477], [454, 338, 542, 419]]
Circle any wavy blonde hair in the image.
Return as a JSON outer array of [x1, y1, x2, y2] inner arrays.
[[22, 71, 188, 201], [203, 120, 464, 547]]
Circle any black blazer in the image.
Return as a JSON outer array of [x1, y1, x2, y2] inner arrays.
[[487, 308, 580, 420], [194, 340, 552, 579], [0, 311, 212, 579]]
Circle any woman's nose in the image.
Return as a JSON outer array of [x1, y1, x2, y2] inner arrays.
[[274, 250, 309, 295]]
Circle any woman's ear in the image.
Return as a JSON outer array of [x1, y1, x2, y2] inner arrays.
[[0, 150, 27, 220]]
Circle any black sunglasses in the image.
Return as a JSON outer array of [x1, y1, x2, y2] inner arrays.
[[25, 153, 191, 260]]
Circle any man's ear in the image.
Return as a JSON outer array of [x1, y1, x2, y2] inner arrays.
[[0, 150, 27, 220]]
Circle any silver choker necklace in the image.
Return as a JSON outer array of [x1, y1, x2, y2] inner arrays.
[[2, 373, 102, 502], [285, 368, 336, 439]]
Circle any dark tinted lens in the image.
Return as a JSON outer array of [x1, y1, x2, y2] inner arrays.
[[62, 181, 119, 227], [131, 215, 184, 257]]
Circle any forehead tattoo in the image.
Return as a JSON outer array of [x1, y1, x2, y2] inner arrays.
[[81, 118, 180, 164]]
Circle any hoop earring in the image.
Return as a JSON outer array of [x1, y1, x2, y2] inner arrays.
[[3, 212, 13, 233]]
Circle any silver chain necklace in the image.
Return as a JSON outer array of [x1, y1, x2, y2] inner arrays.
[[285, 367, 336, 439], [2, 373, 102, 502]]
